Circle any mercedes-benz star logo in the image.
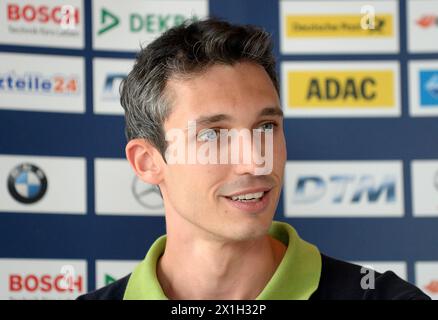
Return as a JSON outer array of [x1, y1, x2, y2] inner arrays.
[[131, 177, 164, 210]]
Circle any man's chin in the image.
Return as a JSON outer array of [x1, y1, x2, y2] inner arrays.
[[220, 218, 273, 242]]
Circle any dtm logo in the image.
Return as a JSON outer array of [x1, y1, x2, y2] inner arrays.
[[285, 161, 403, 217], [293, 175, 396, 204], [7, 163, 48, 204], [102, 73, 126, 100], [420, 71, 438, 107]]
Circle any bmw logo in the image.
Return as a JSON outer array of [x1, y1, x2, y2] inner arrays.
[[7, 163, 48, 204]]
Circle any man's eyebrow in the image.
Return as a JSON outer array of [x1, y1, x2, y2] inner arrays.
[[258, 106, 284, 118], [191, 106, 284, 128], [193, 114, 233, 128]]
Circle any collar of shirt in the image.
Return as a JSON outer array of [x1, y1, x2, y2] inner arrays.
[[123, 220, 321, 300]]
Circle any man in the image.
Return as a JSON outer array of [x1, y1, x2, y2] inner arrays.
[[78, 18, 430, 300]]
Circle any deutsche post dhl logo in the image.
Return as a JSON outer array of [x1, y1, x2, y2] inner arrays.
[[285, 14, 393, 38], [286, 70, 395, 109]]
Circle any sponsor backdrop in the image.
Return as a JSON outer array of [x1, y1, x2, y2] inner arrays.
[[0, 0, 437, 299]]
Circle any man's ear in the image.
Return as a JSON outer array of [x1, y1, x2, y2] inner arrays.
[[125, 138, 164, 185]]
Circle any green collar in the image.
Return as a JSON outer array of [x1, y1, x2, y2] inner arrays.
[[123, 221, 321, 300]]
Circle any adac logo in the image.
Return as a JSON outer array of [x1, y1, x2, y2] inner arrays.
[[98, 8, 120, 35], [287, 70, 394, 109], [420, 71, 438, 107], [7, 163, 48, 204], [416, 15, 438, 28], [425, 280, 438, 294], [132, 176, 164, 210]]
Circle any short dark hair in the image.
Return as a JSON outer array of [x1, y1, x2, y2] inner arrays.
[[120, 17, 278, 157]]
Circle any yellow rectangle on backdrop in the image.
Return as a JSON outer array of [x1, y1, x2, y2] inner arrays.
[[287, 70, 395, 108]]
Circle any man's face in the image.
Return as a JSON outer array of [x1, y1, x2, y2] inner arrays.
[[160, 61, 286, 242]]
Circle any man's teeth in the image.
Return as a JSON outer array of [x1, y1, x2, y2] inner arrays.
[[230, 192, 265, 201]]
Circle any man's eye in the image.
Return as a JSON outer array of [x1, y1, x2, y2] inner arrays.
[[256, 122, 277, 132], [197, 128, 219, 142]]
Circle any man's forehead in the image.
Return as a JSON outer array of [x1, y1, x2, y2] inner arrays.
[[165, 62, 276, 96], [163, 62, 279, 125]]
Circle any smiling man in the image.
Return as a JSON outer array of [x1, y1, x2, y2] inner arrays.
[[77, 18, 430, 300]]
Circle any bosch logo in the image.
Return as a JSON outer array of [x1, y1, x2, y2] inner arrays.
[[7, 3, 80, 25], [9, 274, 83, 293]]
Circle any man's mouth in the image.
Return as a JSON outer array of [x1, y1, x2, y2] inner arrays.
[[222, 189, 271, 213], [227, 191, 266, 202]]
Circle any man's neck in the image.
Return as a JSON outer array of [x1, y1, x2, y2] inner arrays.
[[156, 230, 287, 300]]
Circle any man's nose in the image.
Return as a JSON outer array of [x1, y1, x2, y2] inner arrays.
[[230, 130, 266, 176]]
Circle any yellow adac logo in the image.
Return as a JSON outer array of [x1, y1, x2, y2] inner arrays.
[[285, 15, 393, 38], [287, 70, 395, 108]]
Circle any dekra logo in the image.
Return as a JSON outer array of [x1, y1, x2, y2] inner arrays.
[[98, 8, 198, 35]]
